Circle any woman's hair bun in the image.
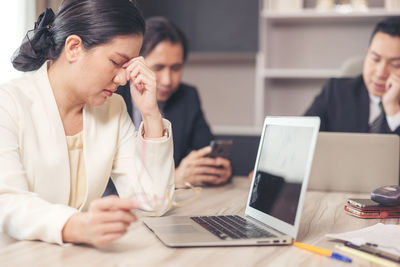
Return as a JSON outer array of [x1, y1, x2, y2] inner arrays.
[[12, 8, 56, 72], [11, 0, 145, 72]]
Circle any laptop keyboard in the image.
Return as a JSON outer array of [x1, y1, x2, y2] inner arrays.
[[190, 215, 277, 240]]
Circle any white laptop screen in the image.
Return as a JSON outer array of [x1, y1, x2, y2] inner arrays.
[[249, 124, 314, 225]]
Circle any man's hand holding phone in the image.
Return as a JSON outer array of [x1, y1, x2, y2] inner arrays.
[[175, 142, 232, 188]]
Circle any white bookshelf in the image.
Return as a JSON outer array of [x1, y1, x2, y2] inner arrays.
[[262, 68, 340, 79], [255, 0, 400, 126], [262, 8, 400, 20]]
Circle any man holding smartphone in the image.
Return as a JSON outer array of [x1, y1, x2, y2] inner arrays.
[[115, 17, 232, 188]]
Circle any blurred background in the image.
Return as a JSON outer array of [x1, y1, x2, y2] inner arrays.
[[1, 0, 258, 135], [2, 0, 399, 137]]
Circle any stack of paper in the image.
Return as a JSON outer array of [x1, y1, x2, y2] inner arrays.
[[326, 223, 400, 258]]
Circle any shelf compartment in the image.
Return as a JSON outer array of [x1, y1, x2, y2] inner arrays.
[[262, 8, 400, 21], [262, 68, 341, 79]]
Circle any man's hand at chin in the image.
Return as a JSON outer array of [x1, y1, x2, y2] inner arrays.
[[382, 73, 400, 116]]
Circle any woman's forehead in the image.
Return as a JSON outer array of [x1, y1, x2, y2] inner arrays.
[[96, 35, 143, 58]]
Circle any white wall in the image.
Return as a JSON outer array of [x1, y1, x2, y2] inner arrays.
[[182, 53, 257, 134], [0, 0, 35, 83]]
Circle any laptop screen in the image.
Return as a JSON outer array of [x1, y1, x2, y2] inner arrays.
[[249, 124, 315, 226]]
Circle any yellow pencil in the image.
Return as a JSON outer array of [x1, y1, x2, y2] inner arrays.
[[335, 244, 397, 267], [294, 242, 331, 256], [294, 242, 352, 262]]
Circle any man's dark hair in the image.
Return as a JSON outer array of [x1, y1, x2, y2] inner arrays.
[[370, 17, 400, 43], [140, 17, 188, 61]]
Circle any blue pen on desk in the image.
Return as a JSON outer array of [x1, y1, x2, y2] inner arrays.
[[294, 242, 352, 263]]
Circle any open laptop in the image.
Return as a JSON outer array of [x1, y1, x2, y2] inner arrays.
[[308, 132, 400, 193], [142, 116, 320, 247]]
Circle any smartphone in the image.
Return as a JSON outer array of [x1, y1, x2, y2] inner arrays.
[[344, 204, 400, 219], [346, 198, 381, 209], [346, 198, 400, 210], [207, 140, 233, 159]]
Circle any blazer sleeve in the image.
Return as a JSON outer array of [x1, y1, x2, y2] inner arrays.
[[0, 89, 78, 245], [111, 98, 175, 216], [304, 80, 333, 131], [186, 88, 214, 152]]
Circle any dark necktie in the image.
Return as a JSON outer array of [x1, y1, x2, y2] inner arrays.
[[369, 102, 385, 133]]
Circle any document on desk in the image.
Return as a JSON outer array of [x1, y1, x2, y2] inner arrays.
[[325, 223, 400, 258]]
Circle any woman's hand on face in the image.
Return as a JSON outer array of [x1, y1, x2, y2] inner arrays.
[[124, 57, 158, 117], [62, 196, 138, 247], [124, 57, 164, 138]]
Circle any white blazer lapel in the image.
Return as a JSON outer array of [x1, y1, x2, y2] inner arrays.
[[27, 63, 71, 204], [81, 101, 119, 210]]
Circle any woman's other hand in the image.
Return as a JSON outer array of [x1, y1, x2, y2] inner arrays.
[[62, 196, 137, 247]]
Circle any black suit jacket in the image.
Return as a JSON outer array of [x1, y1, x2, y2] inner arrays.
[[304, 76, 400, 135], [116, 82, 214, 166]]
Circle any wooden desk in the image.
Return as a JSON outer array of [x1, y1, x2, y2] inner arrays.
[[0, 177, 399, 267]]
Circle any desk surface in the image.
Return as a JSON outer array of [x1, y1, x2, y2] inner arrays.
[[1, 177, 399, 267]]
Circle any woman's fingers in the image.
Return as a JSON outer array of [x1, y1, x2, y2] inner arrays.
[[89, 209, 137, 224], [63, 197, 141, 247], [90, 196, 137, 212], [123, 56, 160, 120], [127, 62, 156, 98], [123, 56, 145, 69], [84, 198, 141, 247], [95, 221, 131, 235], [126, 58, 155, 83], [123, 57, 156, 95]]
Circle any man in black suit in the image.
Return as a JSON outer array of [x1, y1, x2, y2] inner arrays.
[[116, 17, 232, 188], [305, 17, 400, 135]]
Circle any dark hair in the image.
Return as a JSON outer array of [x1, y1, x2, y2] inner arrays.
[[140, 17, 188, 62], [12, 0, 145, 72], [370, 17, 400, 43]]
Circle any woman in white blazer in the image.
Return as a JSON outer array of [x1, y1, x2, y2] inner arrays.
[[0, 0, 174, 246]]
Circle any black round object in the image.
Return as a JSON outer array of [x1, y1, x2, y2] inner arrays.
[[371, 185, 400, 206]]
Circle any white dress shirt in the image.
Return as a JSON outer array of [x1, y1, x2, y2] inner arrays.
[[369, 94, 400, 131]]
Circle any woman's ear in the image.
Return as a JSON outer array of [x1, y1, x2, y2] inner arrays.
[[64, 35, 84, 62]]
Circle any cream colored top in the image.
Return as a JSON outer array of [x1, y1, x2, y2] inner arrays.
[[66, 131, 86, 209]]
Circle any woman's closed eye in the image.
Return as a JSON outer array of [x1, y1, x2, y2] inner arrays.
[[110, 59, 123, 67]]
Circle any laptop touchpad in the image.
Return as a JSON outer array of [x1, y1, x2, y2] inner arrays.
[[156, 224, 198, 234]]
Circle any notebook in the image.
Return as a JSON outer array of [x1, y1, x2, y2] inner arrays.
[[326, 223, 400, 262], [308, 132, 399, 193], [142, 116, 320, 247]]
